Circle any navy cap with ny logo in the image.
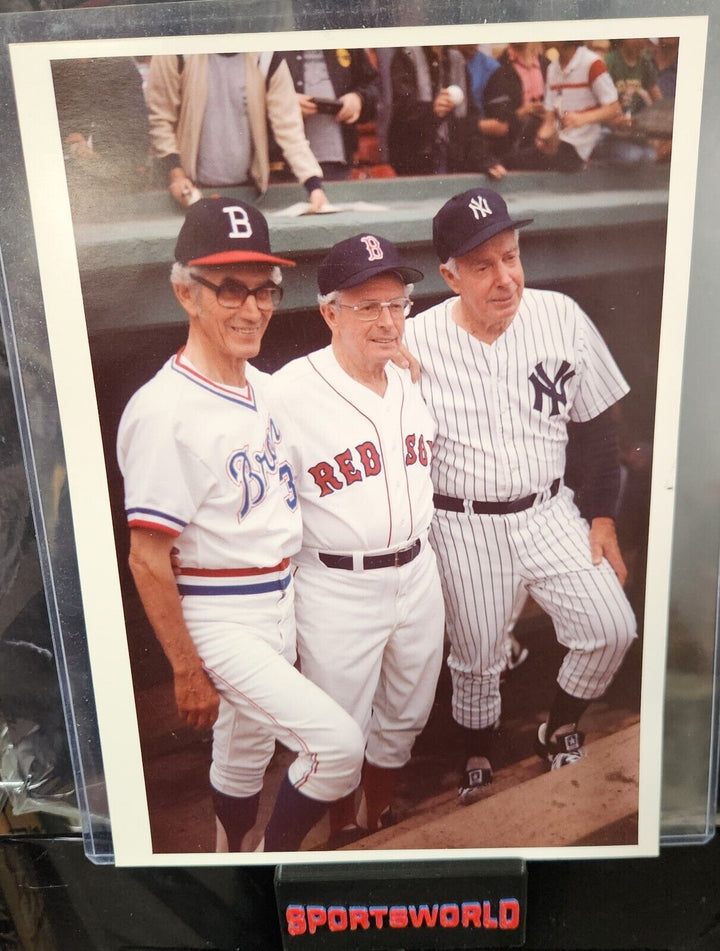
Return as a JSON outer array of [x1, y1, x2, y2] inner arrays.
[[174, 196, 296, 268], [432, 188, 534, 264]]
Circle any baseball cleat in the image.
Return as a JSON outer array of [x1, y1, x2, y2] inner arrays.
[[536, 722, 586, 770], [458, 756, 493, 805]]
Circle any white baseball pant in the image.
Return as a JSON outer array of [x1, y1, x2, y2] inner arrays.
[[181, 583, 364, 801]]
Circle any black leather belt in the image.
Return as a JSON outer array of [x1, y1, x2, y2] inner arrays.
[[319, 538, 422, 571], [434, 478, 561, 516]]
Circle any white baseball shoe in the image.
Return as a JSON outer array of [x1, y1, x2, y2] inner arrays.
[[536, 722, 586, 770], [458, 756, 493, 805]]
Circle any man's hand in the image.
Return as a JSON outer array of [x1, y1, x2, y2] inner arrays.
[[308, 187, 330, 213], [589, 517, 628, 586], [297, 92, 318, 116], [173, 666, 220, 731], [486, 163, 507, 181], [169, 168, 201, 208], [391, 344, 422, 383], [479, 118, 510, 138], [336, 92, 362, 124], [560, 110, 587, 130], [535, 117, 559, 155], [433, 89, 455, 119]]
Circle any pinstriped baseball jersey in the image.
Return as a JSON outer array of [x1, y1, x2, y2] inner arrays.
[[268, 345, 436, 554], [117, 349, 302, 588], [403, 288, 629, 502]]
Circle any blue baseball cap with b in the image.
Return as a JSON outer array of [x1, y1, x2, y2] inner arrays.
[[317, 234, 424, 295], [175, 196, 296, 268], [432, 188, 533, 263]]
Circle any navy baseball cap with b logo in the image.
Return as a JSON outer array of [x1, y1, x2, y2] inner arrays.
[[174, 196, 296, 267], [432, 188, 533, 263], [317, 234, 424, 294]]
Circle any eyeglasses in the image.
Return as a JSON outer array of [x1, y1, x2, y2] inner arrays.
[[190, 273, 283, 310], [334, 297, 413, 322]]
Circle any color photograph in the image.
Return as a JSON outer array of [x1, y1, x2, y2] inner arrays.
[[5, 10, 707, 865]]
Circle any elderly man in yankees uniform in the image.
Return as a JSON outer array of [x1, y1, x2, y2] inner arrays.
[[268, 234, 445, 840], [117, 197, 364, 852], [403, 187, 637, 804]]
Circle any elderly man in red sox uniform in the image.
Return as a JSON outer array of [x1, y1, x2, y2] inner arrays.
[[269, 234, 445, 841]]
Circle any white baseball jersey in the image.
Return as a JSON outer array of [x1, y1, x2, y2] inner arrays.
[[268, 345, 445, 768], [117, 350, 302, 591], [268, 345, 437, 555], [544, 45, 618, 160], [117, 348, 362, 804], [403, 288, 629, 503]]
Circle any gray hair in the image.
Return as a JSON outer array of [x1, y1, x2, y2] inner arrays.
[[318, 281, 414, 308], [170, 261, 282, 287], [444, 229, 520, 276]]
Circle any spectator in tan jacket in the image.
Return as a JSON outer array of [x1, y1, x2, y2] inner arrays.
[[146, 52, 329, 210]]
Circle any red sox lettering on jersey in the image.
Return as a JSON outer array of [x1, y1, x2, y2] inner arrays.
[[307, 434, 433, 498], [268, 347, 436, 554]]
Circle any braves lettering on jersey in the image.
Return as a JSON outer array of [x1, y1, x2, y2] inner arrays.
[[404, 289, 629, 502], [267, 346, 445, 770], [405, 289, 636, 732], [117, 350, 302, 585]]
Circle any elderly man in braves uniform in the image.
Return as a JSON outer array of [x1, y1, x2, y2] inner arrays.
[[268, 235, 445, 840], [117, 197, 364, 852], [403, 188, 637, 804]]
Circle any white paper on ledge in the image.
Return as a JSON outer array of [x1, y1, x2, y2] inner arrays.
[[269, 200, 390, 217]]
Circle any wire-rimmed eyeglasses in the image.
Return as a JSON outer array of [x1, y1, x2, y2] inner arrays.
[[333, 297, 413, 322]]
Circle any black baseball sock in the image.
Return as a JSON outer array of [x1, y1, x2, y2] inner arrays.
[[264, 775, 328, 852], [546, 687, 590, 739], [211, 787, 261, 851], [457, 721, 499, 766]]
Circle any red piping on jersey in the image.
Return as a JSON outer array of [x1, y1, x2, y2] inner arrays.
[[174, 347, 255, 402], [306, 353, 395, 548], [395, 369, 415, 540], [128, 518, 179, 536], [180, 559, 290, 577]]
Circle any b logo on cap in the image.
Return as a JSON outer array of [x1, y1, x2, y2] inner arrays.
[[468, 195, 493, 220], [223, 205, 253, 239], [360, 235, 384, 262]]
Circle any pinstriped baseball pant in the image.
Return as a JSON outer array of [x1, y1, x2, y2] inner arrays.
[[429, 487, 637, 730]]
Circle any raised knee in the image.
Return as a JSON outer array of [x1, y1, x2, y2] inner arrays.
[[334, 717, 365, 790]]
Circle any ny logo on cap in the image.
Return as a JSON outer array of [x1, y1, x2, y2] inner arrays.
[[468, 195, 493, 220], [224, 206, 253, 239], [360, 235, 384, 261]]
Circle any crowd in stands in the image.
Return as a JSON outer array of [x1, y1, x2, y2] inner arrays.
[[52, 37, 677, 206]]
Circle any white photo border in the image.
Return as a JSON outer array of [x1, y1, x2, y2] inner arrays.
[[5, 12, 709, 865]]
